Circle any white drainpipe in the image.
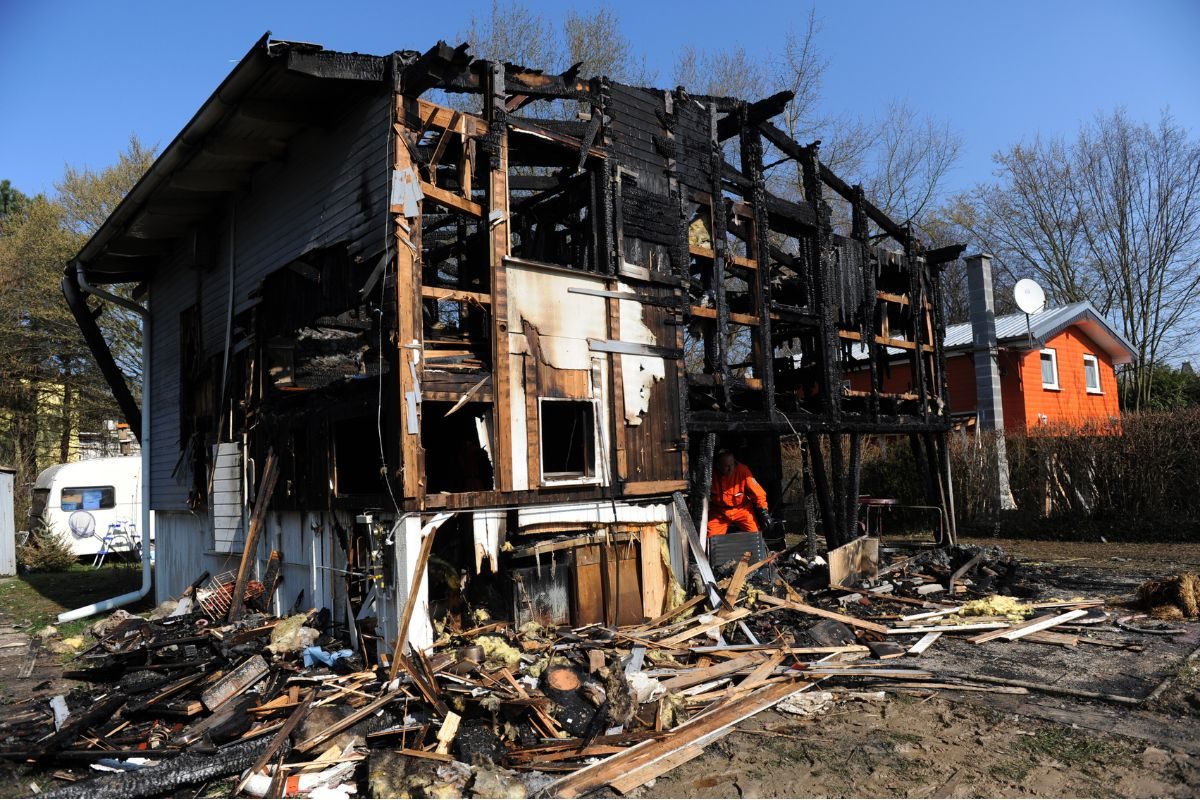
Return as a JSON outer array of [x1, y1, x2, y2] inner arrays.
[[58, 263, 152, 623]]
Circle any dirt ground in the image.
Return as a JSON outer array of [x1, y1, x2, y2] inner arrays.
[[640, 687, 1200, 799], [642, 537, 1200, 799]]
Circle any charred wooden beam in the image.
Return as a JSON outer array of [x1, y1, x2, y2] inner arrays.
[[45, 736, 277, 799], [285, 49, 387, 82], [758, 121, 910, 247], [717, 91, 793, 142]]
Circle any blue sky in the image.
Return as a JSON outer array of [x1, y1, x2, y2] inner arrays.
[[1, 1, 1197, 200]]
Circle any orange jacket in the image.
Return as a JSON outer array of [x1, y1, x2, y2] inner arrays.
[[710, 463, 768, 512]]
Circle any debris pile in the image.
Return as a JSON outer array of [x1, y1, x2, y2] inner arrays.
[[0, 539, 1167, 798], [1135, 573, 1200, 620]]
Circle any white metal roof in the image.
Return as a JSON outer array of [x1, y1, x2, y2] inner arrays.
[[943, 301, 1137, 365]]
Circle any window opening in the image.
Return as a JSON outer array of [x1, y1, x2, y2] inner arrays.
[[540, 399, 596, 481]]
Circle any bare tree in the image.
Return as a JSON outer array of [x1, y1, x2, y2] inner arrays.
[[955, 109, 1200, 410], [455, 2, 654, 118], [563, 6, 652, 84], [957, 136, 1095, 307], [1075, 110, 1200, 408]]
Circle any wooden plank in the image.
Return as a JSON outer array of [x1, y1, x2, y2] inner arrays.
[[294, 689, 405, 754], [688, 244, 757, 270], [756, 593, 889, 635], [603, 542, 643, 627], [420, 285, 491, 304], [967, 610, 1087, 644], [418, 180, 483, 218], [735, 651, 787, 691], [623, 479, 689, 495], [720, 553, 752, 615], [639, 527, 667, 621], [999, 609, 1090, 642], [889, 622, 1008, 635], [605, 279, 628, 483], [689, 305, 761, 327], [487, 90, 513, 492], [658, 654, 764, 692], [638, 593, 705, 629], [435, 711, 461, 755], [1022, 630, 1080, 647], [548, 680, 807, 798], [394, 136, 426, 502], [658, 608, 751, 647], [907, 631, 941, 656], [609, 744, 705, 794], [227, 450, 279, 622], [388, 514, 452, 679], [573, 545, 605, 626], [201, 655, 269, 712], [826, 536, 878, 587]]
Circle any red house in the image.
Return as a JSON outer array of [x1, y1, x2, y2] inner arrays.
[[850, 300, 1136, 432]]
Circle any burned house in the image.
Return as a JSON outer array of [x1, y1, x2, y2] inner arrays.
[[64, 35, 960, 655]]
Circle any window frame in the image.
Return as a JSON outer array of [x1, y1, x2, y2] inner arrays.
[[60, 485, 117, 511], [1039, 348, 1060, 390], [537, 397, 601, 486], [1083, 353, 1102, 394]]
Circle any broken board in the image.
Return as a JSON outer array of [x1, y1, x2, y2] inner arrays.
[[827, 535, 879, 587]]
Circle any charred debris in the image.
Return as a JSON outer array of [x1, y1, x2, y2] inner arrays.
[[4, 540, 1190, 798]]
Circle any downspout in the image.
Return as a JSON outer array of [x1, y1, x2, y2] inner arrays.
[[58, 263, 152, 622]]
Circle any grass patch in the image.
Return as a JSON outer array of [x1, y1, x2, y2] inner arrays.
[[887, 731, 922, 745], [1012, 728, 1120, 767], [0, 563, 150, 635], [989, 757, 1032, 784]]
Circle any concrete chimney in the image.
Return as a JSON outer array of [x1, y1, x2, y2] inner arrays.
[[966, 254, 1004, 431], [964, 254, 1016, 511]]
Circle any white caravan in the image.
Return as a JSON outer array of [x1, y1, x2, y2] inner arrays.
[[30, 456, 144, 559]]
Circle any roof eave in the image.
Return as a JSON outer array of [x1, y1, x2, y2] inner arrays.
[[71, 32, 277, 278]]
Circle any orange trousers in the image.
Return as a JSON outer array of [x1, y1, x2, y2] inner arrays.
[[707, 505, 759, 536]]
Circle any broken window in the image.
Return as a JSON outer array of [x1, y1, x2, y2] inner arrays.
[[539, 399, 596, 481], [333, 416, 389, 497], [422, 402, 495, 493]]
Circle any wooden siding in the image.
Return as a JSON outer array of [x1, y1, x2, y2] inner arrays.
[[1015, 327, 1121, 431], [849, 323, 1122, 433], [147, 89, 389, 512]]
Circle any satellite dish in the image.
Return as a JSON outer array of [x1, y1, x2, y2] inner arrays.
[[68, 510, 97, 540], [1014, 279, 1046, 315]]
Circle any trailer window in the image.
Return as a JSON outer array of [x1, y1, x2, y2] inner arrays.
[[61, 486, 116, 511]]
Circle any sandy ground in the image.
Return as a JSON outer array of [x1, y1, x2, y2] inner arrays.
[[640, 688, 1200, 799], [640, 537, 1200, 799]]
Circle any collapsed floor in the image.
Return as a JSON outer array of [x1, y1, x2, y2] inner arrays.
[[1, 539, 1198, 799]]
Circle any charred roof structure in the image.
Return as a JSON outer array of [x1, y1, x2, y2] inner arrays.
[[65, 35, 963, 654]]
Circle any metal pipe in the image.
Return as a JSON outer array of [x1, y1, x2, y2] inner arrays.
[[58, 264, 152, 623]]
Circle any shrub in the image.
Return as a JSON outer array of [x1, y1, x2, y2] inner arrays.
[[18, 527, 78, 572], [858, 408, 1200, 541]]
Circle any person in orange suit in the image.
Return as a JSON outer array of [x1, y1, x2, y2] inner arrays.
[[707, 450, 773, 536]]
